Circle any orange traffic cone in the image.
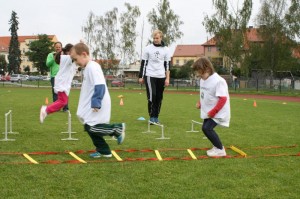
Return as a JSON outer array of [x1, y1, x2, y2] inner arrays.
[[119, 98, 124, 106], [45, 97, 49, 105], [253, 100, 257, 107]]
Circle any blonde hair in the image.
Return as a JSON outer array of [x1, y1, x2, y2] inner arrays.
[[152, 29, 163, 38], [192, 57, 215, 75], [73, 43, 90, 55]]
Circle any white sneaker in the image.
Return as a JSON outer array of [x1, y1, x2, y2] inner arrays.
[[207, 147, 226, 157], [40, 106, 47, 123], [207, 146, 218, 154]]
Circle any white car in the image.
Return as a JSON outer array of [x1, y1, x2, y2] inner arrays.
[[10, 74, 22, 82]]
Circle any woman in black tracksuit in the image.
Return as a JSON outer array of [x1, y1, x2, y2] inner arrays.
[[138, 30, 171, 124]]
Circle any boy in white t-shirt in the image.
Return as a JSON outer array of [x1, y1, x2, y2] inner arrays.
[[193, 57, 230, 157], [70, 42, 125, 158], [40, 44, 77, 123]]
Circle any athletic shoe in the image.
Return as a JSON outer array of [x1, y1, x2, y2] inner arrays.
[[207, 146, 218, 154], [154, 117, 160, 124], [116, 123, 125, 145], [40, 106, 47, 123], [89, 152, 112, 158], [149, 117, 155, 125], [206, 147, 226, 157]]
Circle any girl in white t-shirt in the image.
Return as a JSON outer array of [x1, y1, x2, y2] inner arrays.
[[40, 44, 77, 123], [193, 57, 231, 157]]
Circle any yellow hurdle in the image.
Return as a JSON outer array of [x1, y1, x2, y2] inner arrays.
[[154, 150, 163, 161], [187, 149, 197, 160], [112, 150, 123, 161], [69, 152, 87, 163], [230, 145, 247, 157], [23, 153, 39, 164]]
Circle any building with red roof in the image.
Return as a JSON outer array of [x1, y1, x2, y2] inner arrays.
[[0, 35, 58, 73]]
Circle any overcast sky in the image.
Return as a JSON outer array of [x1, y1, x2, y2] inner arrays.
[[0, 0, 261, 55]]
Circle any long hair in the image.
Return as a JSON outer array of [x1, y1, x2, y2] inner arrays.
[[192, 57, 215, 76], [55, 43, 73, 64]]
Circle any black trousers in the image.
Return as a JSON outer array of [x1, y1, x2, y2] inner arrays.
[[84, 123, 122, 155], [144, 76, 165, 118], [202, 118, 223, 149]]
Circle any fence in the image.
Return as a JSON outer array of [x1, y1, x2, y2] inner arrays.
[[2, 76, 300, 93]]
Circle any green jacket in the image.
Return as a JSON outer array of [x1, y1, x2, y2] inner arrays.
[[46, 52, 59, 77]]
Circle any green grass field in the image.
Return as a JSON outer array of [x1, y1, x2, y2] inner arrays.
[[0, 87, 299, 199]]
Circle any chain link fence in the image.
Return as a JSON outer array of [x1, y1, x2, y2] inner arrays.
[[1, 75, 300, 94]]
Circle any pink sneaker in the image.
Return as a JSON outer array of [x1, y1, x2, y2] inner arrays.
[[40, 106, 47, 123]]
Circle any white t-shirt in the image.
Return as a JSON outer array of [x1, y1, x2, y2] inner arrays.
[[54, 55, 77, 96], [199, 73, 231, 127], [76, 60, 111, 126], [142, 44, 170, 78]]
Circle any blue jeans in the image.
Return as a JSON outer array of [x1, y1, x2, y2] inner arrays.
[[202, 118, 223, 149]]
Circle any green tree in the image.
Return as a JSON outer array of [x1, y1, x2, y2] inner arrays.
[[8, 10, 21, 74], [147, 0, 184, 46], [25, 34, 53, 75], [0, 55, 7, 74], [98, 8, 118, 60], [255, 0, 299, 73], [82, 11, 96, 58], [177, 60, 194, 78], [203, 0, 253, 69], [119, 3, 141, 65], [24, 66, 30, 75]]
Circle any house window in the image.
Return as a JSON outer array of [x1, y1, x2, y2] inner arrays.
[[184, 59, 187, 64], [176, 59, 179, 65], [208, 47, 211, 52]]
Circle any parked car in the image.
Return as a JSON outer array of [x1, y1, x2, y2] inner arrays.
[[10, 74, 23, 82], [28, 76, 40, 81], [111, 80, 124, 87], [72, 80, 82, 87], [1, 75, 10, 81], [22, 75, 29, 80]]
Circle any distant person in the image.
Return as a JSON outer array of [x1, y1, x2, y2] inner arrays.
[[138, 29, 171, 124], [70, 42, 125, 158], [46, 41, 69, 112], [193, 57, 230, 157], [40, 44, 77, 123]]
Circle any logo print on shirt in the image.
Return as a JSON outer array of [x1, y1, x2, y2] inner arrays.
[[201, 92, 204, 99], [154, 51, 160, 59]]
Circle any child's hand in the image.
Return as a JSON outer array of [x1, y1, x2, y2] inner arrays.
[[92, 108, 100, 112], [196, 101, 201, 109]]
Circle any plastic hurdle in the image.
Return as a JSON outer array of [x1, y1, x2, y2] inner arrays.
[[61, 111, 78, 141], [145, 120, 170, 140], [1, 110, 18, 141], [186, 120, 203, 132]]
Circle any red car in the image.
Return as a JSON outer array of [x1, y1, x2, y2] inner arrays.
[[111, 80, 124, 87], [0, 75, 11, 81]]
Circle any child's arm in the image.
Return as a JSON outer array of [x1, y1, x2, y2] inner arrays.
[[91, 84, 105, 111], [208, 96, 227, 118]]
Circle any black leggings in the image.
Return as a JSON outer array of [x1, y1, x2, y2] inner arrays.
[[202, 118, 223, 149]]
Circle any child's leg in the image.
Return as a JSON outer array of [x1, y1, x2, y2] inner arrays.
[[46, 92, 68, 114], [89, 123, 123, 137], [84, 124, 111, 155], [202, 118, 223, 149]]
